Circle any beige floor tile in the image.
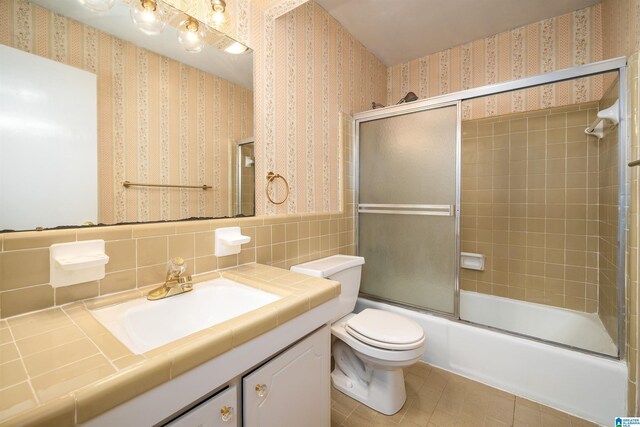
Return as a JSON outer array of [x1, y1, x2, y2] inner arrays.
[[485, 393, 515, 424], [413, 385, 442, 414], [485, 416, 511, 427], [569, 416, 598, 427], [332, 408, 347, 427], [422, 368, 450, 395], [427, 409, 457, 427], [330, 364, 597, 427], [352, 402, 403, 425], [435, 382, 465, 415], [400, 403, 433, 427], [342, 410, 397, 427], [405, 373, 426, 399], [514, 403, 543, 427], [399, 420, 424, 427], [407, 362, 432, 379], [332, 388, 359, 417]]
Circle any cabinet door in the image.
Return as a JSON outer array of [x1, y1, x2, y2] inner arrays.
[[243, 325, 330, 427], [166, 384, 238, 427]]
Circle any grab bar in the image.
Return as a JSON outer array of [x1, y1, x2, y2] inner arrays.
[[358, 204, 454, 216]]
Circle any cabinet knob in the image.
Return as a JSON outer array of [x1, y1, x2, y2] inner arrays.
[[255, 383, 268, 397], [220, 406, 233, 422]]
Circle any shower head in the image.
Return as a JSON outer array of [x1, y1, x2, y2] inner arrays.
[[397, 91, 418, 104]]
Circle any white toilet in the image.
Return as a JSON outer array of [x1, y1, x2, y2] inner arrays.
[[291, 255, 425, 415]]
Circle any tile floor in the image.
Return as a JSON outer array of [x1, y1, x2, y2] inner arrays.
[[330, 362, 600, 427]]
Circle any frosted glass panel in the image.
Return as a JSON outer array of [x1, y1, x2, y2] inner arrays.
[[359, 214, 456, 312], [358, 104, 458, 314], [360, 107, 457, 205]]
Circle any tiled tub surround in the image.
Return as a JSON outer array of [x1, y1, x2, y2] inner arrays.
[[0, 264, 340, 425], [0, 213, 354, 319], [461, 103, 602, 313]]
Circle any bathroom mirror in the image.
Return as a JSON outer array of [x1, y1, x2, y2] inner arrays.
[[0, 0, 254, 231]]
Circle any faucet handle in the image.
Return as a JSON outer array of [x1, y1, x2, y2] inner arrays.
[[167, 257, 187, 276]]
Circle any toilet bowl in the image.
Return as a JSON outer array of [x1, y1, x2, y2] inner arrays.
[[291, 255, 426, 415]]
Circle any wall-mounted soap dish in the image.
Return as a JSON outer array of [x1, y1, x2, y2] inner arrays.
[[215, 227, 251, 257], [50, 240, 109, 287]]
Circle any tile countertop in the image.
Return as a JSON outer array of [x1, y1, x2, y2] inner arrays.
[[0, 263, 340, 426]]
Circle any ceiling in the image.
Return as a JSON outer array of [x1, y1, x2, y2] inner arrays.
[[315, 0, 600, 66]]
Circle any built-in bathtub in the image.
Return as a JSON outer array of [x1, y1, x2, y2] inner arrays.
[[356, 293, 628, 425], [460, 290, 618, 357]]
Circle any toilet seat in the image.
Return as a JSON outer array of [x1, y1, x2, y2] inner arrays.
[[331, 313, 426, 364], [345, 309, 425, 351]]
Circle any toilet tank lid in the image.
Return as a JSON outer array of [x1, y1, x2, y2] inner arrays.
[[290, 255, 365, 278]]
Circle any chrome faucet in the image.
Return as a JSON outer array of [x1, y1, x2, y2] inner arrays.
[[147, 257, 193, 301]]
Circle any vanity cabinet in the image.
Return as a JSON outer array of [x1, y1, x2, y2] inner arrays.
[[243, 325, 330, 427], [166, 385, 239, 427], [162, 325, 330, 427]]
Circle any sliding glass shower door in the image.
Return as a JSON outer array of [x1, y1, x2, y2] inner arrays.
[[357, 103, 459, 314]]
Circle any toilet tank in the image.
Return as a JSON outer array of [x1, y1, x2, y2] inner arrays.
[[291, 255, 365, 320]]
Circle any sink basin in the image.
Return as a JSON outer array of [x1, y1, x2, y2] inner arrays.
[[90, 277, 282, 354]]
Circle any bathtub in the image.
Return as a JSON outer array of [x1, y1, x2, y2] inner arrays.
[[356, 293, 628, 426]]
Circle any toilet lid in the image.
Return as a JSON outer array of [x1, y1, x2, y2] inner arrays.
[[345, 309, 425, 351]]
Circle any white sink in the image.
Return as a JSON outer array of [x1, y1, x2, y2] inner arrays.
[[90, 277, 282, 354]]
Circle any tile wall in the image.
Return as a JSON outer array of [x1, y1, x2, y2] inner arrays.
[[461, 102, 601, 313]]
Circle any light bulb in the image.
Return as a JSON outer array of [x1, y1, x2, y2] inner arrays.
[[224, 42, 248, 55], [131, 0, 166, 36], [78, 0, 115, 12], [177, 18, 205, 53], [207, 0, 226, 29]]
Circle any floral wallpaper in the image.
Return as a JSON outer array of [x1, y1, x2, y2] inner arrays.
[[387, 5, 604, 120]]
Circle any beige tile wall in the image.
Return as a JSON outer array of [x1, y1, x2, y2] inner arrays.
[[598, 80, 621, 343], [461, 102, 601, 313], [626, 51, 640, 416]]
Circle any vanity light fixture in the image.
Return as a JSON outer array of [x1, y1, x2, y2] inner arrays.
[[131, 0, 167, 36], [224, 41, 248, 54], [207, 0, 227, 29], [78, 0, 115, 12], [177, 17, 206, 53]]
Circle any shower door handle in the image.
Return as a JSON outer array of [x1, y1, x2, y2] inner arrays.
[[358, 203, 454, 216]]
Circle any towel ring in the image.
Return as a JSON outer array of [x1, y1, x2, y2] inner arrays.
[[266, 172, 289, 205]]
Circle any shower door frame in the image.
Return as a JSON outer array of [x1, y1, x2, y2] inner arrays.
[[354, 56, 629, 360]]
